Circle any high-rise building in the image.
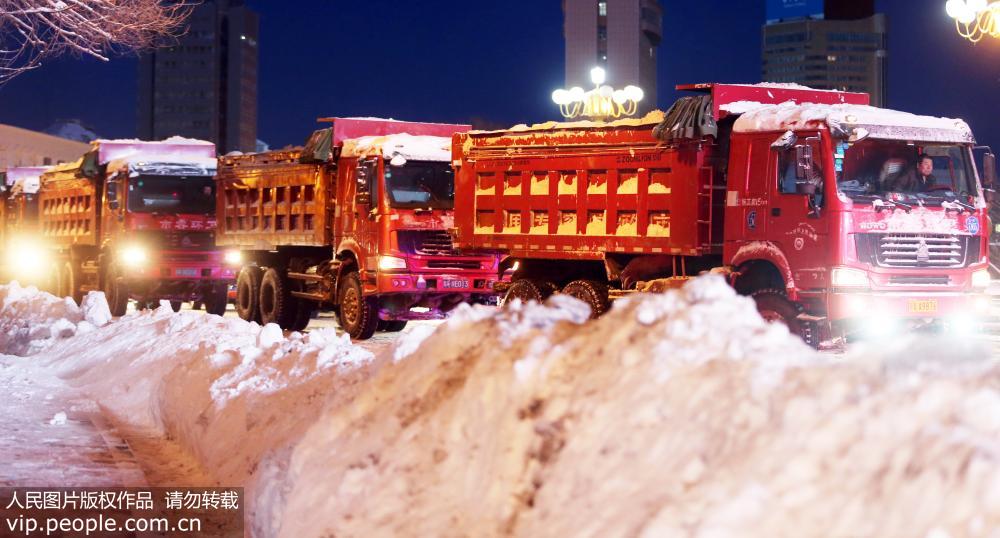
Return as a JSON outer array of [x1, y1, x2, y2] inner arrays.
[[563, 0, 662, 113], [762, 0, 887, 106], [137, 0, 258, 153]]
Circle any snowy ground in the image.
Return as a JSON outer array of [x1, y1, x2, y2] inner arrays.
[[2, 279, 999, 537]]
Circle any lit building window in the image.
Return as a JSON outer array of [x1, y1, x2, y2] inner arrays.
[[598, 1, 607, 16]]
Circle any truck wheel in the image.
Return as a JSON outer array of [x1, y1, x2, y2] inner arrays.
[[289, 300, 316, 332], [203, 285, 229, 316], [63, 261, 83, 305], [103, 266, 129, 317], [378, 320, 408, 332], [337, 272, 378, 340], [236, 266, 263, 323], [49, 262, 63, 297], [502, 279, 556, 307], [260, 267, 296, 328], [561, 280, 610, 318], [751, 289, 818, 348], [169, 301, 183, 312]]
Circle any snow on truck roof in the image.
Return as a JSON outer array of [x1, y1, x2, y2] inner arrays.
[[725, 101, 974, 143], [340, 133, 452, 162]]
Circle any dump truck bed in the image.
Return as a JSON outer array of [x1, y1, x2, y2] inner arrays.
[[215, 149, 334, 248], [452, 113, 723, 259], [39, 161, 100, 247]]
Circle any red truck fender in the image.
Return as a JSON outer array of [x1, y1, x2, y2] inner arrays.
[[729, 240, 798, 301]]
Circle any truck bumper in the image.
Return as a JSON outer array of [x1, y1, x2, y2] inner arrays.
[[827, 289, 991, 333], [368, 271, 498, 296]]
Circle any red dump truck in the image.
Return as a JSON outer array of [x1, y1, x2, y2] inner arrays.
[[215, 118, 500, 339], [33, 138, 236, 315], [1, 166, 48, 284], [453, 83, 996, 346]]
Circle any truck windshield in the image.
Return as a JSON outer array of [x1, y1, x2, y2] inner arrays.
[[127, 175, 216, 214], [384, 161, 454, 209], [835, 139, 977, 202]]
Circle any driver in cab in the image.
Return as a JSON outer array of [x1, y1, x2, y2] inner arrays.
[[887, 154, 937, 192]]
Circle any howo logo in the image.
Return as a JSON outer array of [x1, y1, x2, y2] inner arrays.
[[916, 239, 930, 263]]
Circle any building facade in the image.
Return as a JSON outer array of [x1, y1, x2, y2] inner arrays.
[[0, 124, 89, 169], [762, 0, 887, 106], [563, 0, 662, 113], [137, 0, 258, 153]]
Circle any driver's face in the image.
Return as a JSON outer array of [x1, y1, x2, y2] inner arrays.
[[918, 158, 934, 177]]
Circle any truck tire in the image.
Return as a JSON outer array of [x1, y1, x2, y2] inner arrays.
[[378, 320, 408, 332], [259, 267, 295, 328], [751, 289, 818, 348], [289, 300, 315, 332], [561, 279, 610, 318], [502, 279, 556, 307], [63, 261, 83, 305], [169, 301, 183, 312], [236, 266, 263, 323], [203, 285, 229, 316], [337, 271, 378, 340], [104, 265, 129, 317], [285, 258, 315, 332], [49, 262, 63, 297]]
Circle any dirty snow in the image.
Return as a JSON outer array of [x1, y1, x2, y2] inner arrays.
[[2, 278, 999, 537]]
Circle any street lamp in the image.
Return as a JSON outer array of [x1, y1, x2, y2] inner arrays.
[[946, 0, 1000, 42], [552, 67, 644, 121]]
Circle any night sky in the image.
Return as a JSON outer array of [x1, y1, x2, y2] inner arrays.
[[1, 0, 999, 151]]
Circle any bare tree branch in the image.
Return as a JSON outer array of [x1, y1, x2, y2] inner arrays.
[[0, 0, 194, 84]]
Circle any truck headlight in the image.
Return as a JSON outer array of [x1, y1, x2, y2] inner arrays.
[[224, 250, 242, 266], [972, 269, 991, 288], [120, 246, 148, 267], [831, 267, 870, 288], [377, 255, 408, 271], [7, 239, 47, 274]]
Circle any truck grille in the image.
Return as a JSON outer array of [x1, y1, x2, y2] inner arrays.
[[426, 259, 483, 270], [856, 233, 977, 268], [399, 230, 457, 255]]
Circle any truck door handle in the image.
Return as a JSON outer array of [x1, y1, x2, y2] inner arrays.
[[771, 208, 781, 217]]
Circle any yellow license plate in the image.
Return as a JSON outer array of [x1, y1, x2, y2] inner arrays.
[[908, 299, 938, 314]]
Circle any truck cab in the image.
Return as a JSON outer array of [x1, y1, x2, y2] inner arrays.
[[721, 91, 992, 342], [217, 119, 500, 339], [0, 167, 47, 284], [337, 133, 500, 319], [37, 138, 237, 315]]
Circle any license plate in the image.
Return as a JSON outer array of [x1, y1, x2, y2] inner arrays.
[[908, 299, 938, 313], [442, 279, 468, 289], [175, 268, 199, 277]]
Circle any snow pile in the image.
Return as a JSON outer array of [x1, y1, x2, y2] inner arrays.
[[34, 305, 374, 525], [340, 134, 452, 162], [0, 282, 111, 355], [6, 276, 1000, 537], [260, 275, 999, 537]]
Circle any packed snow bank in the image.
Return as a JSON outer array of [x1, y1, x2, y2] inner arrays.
[[6, 278, 999, 537], [38, 306, 375, 490], [267, 276, 998, 537], [0, 282, 111, 355]]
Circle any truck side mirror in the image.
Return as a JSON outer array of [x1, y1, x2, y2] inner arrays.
[[795, 145, 813, 180], [106, 182, 119, 209], [984, 152, 997, 188]]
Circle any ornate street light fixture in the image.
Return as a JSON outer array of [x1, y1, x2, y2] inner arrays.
[[946, 0, 1000, 42], [551, 67, 644, 121]]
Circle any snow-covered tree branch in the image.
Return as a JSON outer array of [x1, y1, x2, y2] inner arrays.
[[0, 0, 193, 83]]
